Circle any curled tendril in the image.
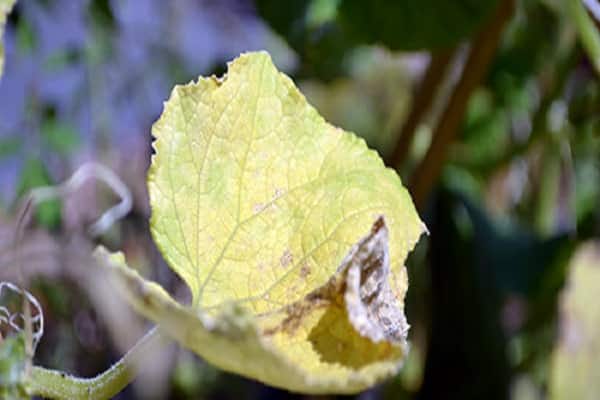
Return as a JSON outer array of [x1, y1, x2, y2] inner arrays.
[[28, 162, 133, 237], [1, 164, 130, 359], [0, 281, 44, 352]]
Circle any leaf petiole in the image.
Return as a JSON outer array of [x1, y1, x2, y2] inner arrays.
[[27, 327, 162, 400]]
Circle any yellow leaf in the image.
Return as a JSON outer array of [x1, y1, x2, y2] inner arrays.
[[0, 0, 17, 78], [550, 241, 600, 400], [109, 51, 425, 393]]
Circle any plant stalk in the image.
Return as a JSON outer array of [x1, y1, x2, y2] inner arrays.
[[28, 327, 161, 400], [386, 47, 455, 169], [408, 0, 514, 208]]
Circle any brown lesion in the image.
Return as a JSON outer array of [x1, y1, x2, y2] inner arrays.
[[261, 282, 337, 336], [299, 262, 312, 279], [261, 216, 408, 367], [307, 305, 397, 369], [279, 249, 293, 269]]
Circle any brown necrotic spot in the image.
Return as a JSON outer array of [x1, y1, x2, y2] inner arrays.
[[300, 262, 311, 279], [263, 217, 409, 360], [280, 249, 293, 268]]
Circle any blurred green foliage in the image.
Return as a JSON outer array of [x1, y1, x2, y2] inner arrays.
[[41, 119, 80, 156], [337, 0, 499, 50], [16, 158, 61, 230], [256, 0, 500, 79], [0, 334, 29, 400], [255, 0, 351, 80]]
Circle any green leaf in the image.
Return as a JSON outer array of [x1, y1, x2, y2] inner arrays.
[[0, 0, 16, 79], [550, 242, 600, 399], [110, 51, 424, 393]]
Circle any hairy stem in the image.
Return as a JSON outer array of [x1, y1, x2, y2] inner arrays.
[[28, 327, 161, 400]]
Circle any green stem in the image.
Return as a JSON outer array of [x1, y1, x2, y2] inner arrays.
[[570, 0, 600, 75], [385, 47, 455, 170], [28, 327, 161, 400]]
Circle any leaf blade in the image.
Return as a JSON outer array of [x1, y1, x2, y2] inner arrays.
[[143, 51, 425, 393]]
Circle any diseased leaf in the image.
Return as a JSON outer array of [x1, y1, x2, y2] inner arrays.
[[108, 51, 424, 393], [550, 242, 600, 400], [0, 0, 16, 79], [97, 219, 410, 393]]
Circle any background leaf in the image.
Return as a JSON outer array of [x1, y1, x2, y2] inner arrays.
[[256, 0, 500, 81], [550, 242, 600, 399]]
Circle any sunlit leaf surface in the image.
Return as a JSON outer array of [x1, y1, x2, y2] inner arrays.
[[0, 0, 16, 78], [102, 51, 424, 393]]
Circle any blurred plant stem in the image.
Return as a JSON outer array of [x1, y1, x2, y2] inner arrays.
[[570, 0, 600, 75], [408, 0, 515, 208], [386, 47, 455, 169], [27, 327, 161, 400]]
